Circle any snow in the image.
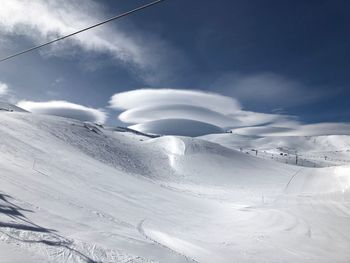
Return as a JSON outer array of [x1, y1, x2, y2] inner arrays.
[[1, 110, 350, 262], [201, 133, 350, 167]]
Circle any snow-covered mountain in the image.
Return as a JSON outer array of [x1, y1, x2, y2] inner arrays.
[[202, 132, 350, 152], [202, 133, 350, 167], [1, 110, 350, 262]]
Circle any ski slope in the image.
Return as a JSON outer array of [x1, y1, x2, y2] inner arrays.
[[202, 133, 350, 167], [1, 111, 350, 262]]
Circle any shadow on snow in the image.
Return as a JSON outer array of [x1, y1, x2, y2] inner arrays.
[[0, 192, 99, 263]]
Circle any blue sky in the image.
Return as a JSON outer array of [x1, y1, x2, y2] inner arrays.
[[0, 0, 349, 128]]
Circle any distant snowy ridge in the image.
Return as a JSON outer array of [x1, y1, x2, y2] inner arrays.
[[201, 133, 350, 153]]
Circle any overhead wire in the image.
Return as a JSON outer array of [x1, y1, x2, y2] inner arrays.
[[0, 0, 165, 63]]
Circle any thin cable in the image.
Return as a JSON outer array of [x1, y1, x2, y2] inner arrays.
[[0, 0, 165, 63]]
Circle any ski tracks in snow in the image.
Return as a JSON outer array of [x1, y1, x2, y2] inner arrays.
[[0, 193, 153, 263], [137, 219, 199, 263]]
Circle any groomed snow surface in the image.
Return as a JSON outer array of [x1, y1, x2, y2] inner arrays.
[[0, 111, 350, 262]]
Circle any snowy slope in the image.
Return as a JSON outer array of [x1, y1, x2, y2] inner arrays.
[[1, 111, 350, 262], [201, 133, 350, 167], [201, 133, 350, 152]]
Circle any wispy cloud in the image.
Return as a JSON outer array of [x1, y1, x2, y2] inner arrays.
[[231, 122, 350, 137], [0, 81, 19, 104], [0, 0, 182, 85], [268, 123, 350, 136], [212, 72, 331, 109], [17, 100, 107, 123], [0, 82, 9, 96]]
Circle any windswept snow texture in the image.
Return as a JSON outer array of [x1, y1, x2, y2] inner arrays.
[[1, 111, 350, 262]]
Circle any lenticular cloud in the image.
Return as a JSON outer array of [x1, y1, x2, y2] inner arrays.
[[129, 119, 224, 137], [109, 89, 241, 114], [109, 89, 241, 135], [109, 88, 296, 136], [119, 104, 239, 127], [17, 100, 107, 124], [109, 88, 350, 137]]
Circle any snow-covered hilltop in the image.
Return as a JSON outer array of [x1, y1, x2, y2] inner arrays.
[[1, 109, 350, 262], [202, 133, 350, 167]]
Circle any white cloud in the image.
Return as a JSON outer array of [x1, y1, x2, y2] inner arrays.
[[232, 122, 350, 137], [118, 104, 296, 128], [119, 104, 239, 126], [232, 126, 296, 136], [109, 89, 241, 114], [233, 110, 298, 127], [0, 82, 9, 96], [0, 0, 181, 84], [110, 88, 297, 135], [269, 123, 350, 137], [16, 100, 107, 123], [129, 119, 224, 137], [111, 88, 349, 138]]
